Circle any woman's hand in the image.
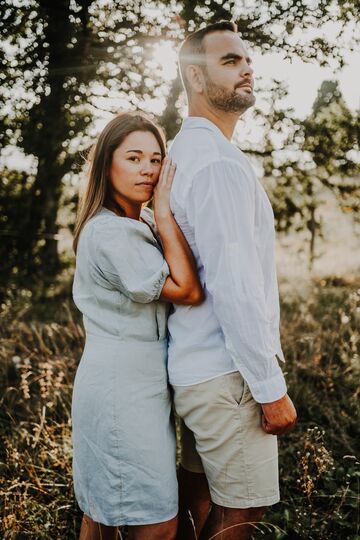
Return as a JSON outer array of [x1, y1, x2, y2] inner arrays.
[[153, 157, 176, 223], [153, 157, 204, 306]]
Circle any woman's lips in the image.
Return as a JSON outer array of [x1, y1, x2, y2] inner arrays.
[[137, 182, 154, 189]]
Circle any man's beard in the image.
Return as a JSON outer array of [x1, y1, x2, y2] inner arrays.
[[204, 71, 255, 113]]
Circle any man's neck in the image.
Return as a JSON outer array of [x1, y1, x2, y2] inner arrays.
[[188, 103, 240, 140]]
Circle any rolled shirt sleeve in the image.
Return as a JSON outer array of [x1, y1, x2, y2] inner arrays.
[[186, 158, 287, 403], [94, 217, 169, 304]]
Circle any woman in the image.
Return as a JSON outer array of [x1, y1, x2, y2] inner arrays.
[[72, 112, 203, 540]]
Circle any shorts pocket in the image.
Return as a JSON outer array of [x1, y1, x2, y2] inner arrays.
[[223, 372, 249, 407]]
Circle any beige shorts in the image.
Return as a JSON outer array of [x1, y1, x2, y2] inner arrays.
[[173, 372, 280, 508]]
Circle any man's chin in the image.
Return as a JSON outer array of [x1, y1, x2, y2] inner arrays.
[[233, 93, 256, 112]]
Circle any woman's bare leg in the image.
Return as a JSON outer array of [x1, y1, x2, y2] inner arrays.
[[127, 515, 178, 540], [79, 513, 119, 540]]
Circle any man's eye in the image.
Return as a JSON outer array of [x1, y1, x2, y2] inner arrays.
[[225, 60, 235, 65]]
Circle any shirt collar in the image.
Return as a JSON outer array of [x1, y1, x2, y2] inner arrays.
[[181, 116, 226, 139]]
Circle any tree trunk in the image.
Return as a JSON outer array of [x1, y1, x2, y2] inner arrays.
[[22, 0, 91, 280], [308, 205, 316, 271], [159, 74, 183, 140]]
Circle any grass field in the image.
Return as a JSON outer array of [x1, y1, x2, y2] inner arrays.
[[1, 274, 359, 539]]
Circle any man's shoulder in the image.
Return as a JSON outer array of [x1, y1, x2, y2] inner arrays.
[[170, 125, 221, 158]]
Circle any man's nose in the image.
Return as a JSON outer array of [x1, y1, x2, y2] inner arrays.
[[241, 60, 253, 77]]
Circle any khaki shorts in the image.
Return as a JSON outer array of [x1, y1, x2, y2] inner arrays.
[[173, 372, 280, 508]]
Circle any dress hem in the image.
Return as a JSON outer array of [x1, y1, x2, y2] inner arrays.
[[76, 501, 178, 527]]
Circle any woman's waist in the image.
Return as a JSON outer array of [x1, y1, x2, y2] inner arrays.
[[85, 330, 168, 346], [83, 314, 168, 342]]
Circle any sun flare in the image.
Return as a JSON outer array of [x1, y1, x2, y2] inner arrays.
[[152, 41, 178, 81]]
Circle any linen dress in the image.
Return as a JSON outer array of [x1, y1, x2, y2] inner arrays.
[[71, 206, 178, 526]]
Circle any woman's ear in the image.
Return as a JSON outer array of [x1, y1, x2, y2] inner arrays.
[[185, 65, 205, 94]]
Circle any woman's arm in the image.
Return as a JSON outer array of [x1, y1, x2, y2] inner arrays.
[[153, 158, 204, 306]]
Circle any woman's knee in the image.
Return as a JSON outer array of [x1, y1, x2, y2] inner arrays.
[[163, 516, 178, 539], [129, 515, 178, 540], [151, 516, 178, 540]]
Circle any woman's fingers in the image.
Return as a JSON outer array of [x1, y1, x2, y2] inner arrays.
[[166, 163, 176, 186], [161, 159, 171, 186], [158, 158, 168, 185], [159, 158, 176, 188]]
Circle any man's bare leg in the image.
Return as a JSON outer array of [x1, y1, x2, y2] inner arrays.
[[176, 466, 211, 539], [198, 504, 267, 540], [79, 514, 118, 540]]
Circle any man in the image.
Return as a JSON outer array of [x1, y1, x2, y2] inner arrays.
[[167, 21, 297, 540]]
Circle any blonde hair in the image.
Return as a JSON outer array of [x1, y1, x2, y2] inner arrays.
[[73, 112, 166, 252]]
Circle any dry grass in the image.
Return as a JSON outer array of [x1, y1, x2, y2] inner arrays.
[[0, 301, 84, 539], [0, 276, 359, 539]]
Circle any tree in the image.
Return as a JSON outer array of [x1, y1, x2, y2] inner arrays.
[[262, 80, 359, 267], [0, 0, 359, 289]]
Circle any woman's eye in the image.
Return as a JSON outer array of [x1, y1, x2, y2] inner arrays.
[[151, 159, 161, 164], [128, 156, 139, 162]]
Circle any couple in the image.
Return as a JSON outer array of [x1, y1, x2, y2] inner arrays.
[[71, 21, 297, 540]]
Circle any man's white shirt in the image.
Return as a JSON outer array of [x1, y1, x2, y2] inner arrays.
[[168, 116, 287, 403]]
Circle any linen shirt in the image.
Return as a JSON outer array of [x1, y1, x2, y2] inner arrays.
[[168, 117, 287, 403]]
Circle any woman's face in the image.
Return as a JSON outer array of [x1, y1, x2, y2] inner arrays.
[[109, 130, 162, 209]]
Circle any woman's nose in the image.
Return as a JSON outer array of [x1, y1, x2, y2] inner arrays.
[[141, 160, 153, 175]]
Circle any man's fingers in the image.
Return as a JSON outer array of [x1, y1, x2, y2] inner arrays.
[[260, 394, 297, 436], [261, 414, 296, 436]]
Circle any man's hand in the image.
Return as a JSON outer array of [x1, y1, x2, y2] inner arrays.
[[260, 394, 297, 435]]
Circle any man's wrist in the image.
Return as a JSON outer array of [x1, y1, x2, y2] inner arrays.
[[260, 392, 288, 407]]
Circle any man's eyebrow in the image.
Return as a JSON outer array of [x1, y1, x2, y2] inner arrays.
[[125, 150, 162, 155], [220, 53, 252, 63]]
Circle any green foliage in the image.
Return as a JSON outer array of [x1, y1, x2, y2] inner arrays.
[[1, 0, 359, 289], [0, 168, 35, 288], [261, 80, 360, 267]]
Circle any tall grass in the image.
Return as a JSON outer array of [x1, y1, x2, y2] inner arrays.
[[0, 276, 359, 539], [1, 293, 83, 539]]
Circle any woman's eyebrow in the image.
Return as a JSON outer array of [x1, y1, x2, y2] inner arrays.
[[125, 150, 162, 155]]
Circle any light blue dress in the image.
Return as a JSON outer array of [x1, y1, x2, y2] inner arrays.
[[71, 207, 178, 526]]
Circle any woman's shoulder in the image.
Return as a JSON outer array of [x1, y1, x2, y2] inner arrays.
[[78, 209, 125, 248], [82, 207, 155, 248], [84, 208, 131, 233], [141, 206, 159, 235], [140, 205, 155, 224]]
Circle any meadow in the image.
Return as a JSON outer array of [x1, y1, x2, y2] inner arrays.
[[1, 274, 359, 539]]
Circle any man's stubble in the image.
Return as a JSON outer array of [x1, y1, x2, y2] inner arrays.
[[203, 69, 255, 114]]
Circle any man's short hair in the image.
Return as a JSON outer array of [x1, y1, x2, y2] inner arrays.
[[178, 20, 238, 97]]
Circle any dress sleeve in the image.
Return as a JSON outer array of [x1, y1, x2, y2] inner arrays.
[[93, 216, 169, 303]]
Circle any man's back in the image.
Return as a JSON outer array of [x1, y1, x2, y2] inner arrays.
[[168, 116, 284, 399]]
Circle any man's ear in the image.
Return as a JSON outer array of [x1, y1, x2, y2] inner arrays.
[[185, 65, 204, 94]]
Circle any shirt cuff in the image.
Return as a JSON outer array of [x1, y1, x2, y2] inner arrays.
[[248, 370, 287, 404]]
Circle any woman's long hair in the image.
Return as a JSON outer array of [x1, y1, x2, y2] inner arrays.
[[73, 112, 166, 253]]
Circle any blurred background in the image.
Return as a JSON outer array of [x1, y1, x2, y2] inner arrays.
[[0, 1, 359, 539]]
